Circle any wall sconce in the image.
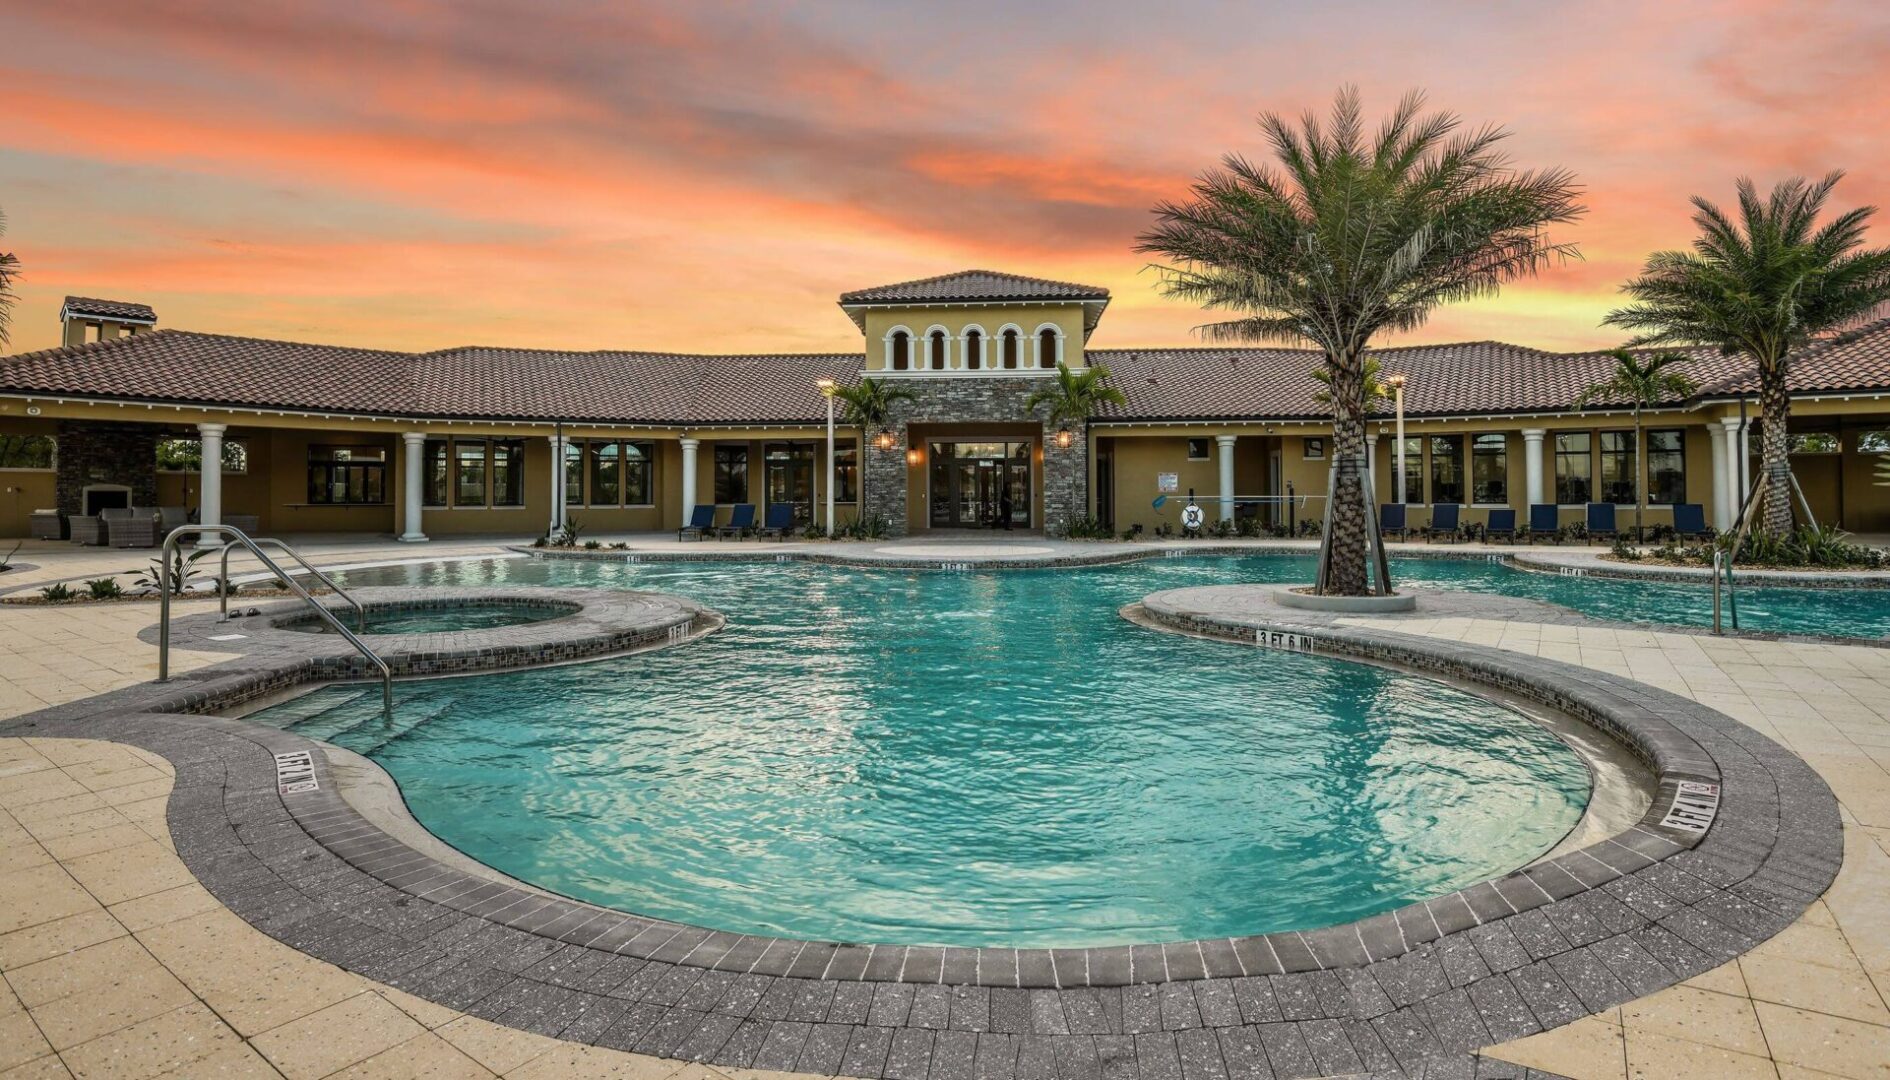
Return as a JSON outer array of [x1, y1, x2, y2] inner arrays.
[[905, 447, 922, 467], [874, 430, 895, 452], [1055, 427, 1073, 449]]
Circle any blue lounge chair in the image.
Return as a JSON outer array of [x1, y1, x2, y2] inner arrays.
[[677, 504, 714, 541], [1585, 502, 1618, 542], [1378, 503, 1408, 541], [1485, 508, 1517, 543], [757, 502, 796, 540], [715, 503, 756, 539], [1672, 503, 1712, 541], [1528, 504, 1559, 544], [1426, 502, 1461, 543]]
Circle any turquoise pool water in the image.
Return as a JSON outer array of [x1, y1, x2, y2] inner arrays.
[[284, 602, 565, 635], [253, 555, 1595, 948]]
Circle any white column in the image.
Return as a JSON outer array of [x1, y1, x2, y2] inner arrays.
[[1521, 429, 1546, 508], [824, 398, 836, 537], [1364, 433, 1380, 507], [1737, 419, 1752, 508], [196, 423, 225, 546], [1721, 417, 1744, 528], [400, 432, 428, 542], [1216, 434, 1237, 523], [1707, 422, 1730, 530], [545, 435, 565, 536], [679, 437, 700, 522]]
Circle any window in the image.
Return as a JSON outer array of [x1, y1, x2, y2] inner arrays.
[[307, 446, 387, 505], [563, 440, 585, 505], [765, 443, 816, 525], [713, 445, 748, 503], [1038, 327, 1059, 369], [1187, 438, 1211, 461], [835, 440, 858, 502], [492, 439, 525, 507], [1303, 437, 1325, 461], [622, 441, 653, 505], [889, 331, 910, 372], [1789, 433, 1841, 455], [155, 436, 246, 473], [964, 328, 982, 370], [1471, 434, 1508, 504], [1859, 430, 1890, 453], [1555, 432, 1591, 505], [1003, 330, 1020, 369], [1398, 436, 1423, 503], [588, 441, 620, 505], [1646, 429, 1685, 505], [0, 434, 54, 470], [454, 439, 487, 507], [1599, 431, 1636, 505], [929, 330, 948, 371], [423, 439, 449, 506], [1429, 435, 1464, 504]]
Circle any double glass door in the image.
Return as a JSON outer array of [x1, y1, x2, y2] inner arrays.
[[929, 441, 1032, 528], [765, 443, 814, 526]]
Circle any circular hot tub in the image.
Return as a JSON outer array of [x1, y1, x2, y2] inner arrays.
[[282, 599, 576, 636]]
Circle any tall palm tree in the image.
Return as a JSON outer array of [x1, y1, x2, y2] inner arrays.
[[1024, 361, 1128, 529], [829, 376, 917, 513], [1605, 173, 1890, 536], [1138, 87, 1581, 595], [1312, 355, 1391, 410], [1574, 349, 1697, 542], [0, 208, 20, 349]]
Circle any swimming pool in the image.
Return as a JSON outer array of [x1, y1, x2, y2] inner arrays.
[[250, 555, 1596, 948], [281, 601, 568, 635]]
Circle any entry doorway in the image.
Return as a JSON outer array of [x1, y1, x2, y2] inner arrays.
[[764, 442, 815, 527], [928, 441, 1032, 529]]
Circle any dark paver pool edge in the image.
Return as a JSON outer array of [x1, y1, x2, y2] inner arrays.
[[0, 582, 1839, 1080]]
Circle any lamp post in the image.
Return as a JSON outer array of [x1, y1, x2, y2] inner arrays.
[[1387, 373, 1408, 504], [816, 378, 837, 537]]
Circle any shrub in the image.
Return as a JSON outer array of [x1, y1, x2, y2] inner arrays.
[[39, 582, 73, 601], [530, 536, 548, 548], [552, 516, 584, 547], [85, 577, 124, 600], [1610, 535, 1642, 561], [132, 548, 210, 595], [1235, 515, 1261, 538], [1061, 516, 1115, 540]]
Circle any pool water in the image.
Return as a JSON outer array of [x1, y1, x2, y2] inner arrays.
[[253, 556, 1596, 948], [285, 602, 566, 635]]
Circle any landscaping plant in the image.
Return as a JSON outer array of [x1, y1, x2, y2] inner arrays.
[[85, 577, 124, 600], [1575, 349, 1697, 542], [132, 548, 210, 595]]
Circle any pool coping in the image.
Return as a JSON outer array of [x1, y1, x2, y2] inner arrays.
[[0, 578, 1844, 1078]]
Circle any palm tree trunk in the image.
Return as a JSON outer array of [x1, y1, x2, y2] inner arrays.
[[1758, 373, 1793, 536], [1318, 349, 1371, 596], [1633, 409, 1644, 543]]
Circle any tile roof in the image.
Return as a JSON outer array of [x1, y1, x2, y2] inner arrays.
[[839, 270, 1109, 305], [6, 320, 1890, 427], [61, 296, 156, 322]]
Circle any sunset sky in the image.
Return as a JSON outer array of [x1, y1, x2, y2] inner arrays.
[[4, 1, 1889, 358]]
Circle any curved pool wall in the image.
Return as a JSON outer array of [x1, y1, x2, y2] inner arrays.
[[280, 598, 575, 635], [255, 559, 1596, 948]]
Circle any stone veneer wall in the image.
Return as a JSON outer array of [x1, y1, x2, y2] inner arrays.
[[55, 420, 159, 513], [860, 377, 1088, 537]]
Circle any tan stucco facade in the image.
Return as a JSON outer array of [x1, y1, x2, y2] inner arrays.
[[861, 303, 1087, 373]]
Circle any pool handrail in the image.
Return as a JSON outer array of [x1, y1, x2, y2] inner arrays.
[[218, 536, 365, 631], [157, 525, 391, 718]]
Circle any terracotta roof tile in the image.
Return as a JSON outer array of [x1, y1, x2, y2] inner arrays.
[[839, 270, 1109, 305], [61, 296, 156, 322]]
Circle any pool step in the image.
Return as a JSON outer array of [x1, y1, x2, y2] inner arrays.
[[351, 699, 457, 758], [281, 688, 378, 743]]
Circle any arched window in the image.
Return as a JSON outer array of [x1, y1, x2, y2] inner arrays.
[[964, 328, 983, 370], [1038, 327, 1060, 370], [930, 329, 948, 371], [1003, 330, 1019, 369], [889, 330, 910, 371]]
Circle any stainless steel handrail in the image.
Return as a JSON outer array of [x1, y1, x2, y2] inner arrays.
[[1711, 549, 1723, 635], [218, 537, 364, 631], [157, 525, 391, 717]]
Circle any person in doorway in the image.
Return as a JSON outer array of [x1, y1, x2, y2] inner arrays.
[[998, 489, 1014, 530]]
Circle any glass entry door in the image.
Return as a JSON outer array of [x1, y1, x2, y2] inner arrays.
[[928, 441, 1031, 528], [764, 443, 815, 526]]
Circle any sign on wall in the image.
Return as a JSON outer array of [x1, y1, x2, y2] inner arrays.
[[1157, 472, 1179, 493]]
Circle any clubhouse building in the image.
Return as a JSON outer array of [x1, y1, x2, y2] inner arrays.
[[5, 270, 1890, 541]]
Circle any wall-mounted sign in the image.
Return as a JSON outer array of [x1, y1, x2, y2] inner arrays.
[[1157, 472, 1179, 493]]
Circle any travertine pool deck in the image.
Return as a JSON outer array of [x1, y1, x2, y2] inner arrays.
[[2, 536, 1889, 1079]]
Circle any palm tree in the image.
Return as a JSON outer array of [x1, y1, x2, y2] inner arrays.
[[1604, 173, 1890, 537], [1138, 87, 1581, 595], [1312, 355, 1392, 410], [0, 208, 21, 349], [1574, 349, 1696, 542], [829, 376, 917, 515], [1024, 361, 1128, 530]]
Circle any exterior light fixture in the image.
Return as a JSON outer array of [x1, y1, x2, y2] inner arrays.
[[815, 377, 837, 396], [1055, 427, 1073, 449], [874, 430, 895, 452], [905, 447, 922, 467]]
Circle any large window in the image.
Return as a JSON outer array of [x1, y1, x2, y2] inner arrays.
[[1398, 436, 1423, 504], [765, 443, 815, 525], [1471, 433, 1508, 505], [835, 440, 858, 502], [929, 330, 948, 371], [1554, 432, 1591, 505], [420, 438, 524, 508], [889, 331, 910, 372], [492, 439, 525, 507], [0, 434, 54, 470], [713, 445, 748, 503], [1788, 433, 1841, 455], [1599, 431, 1636, 505], [564, 440, 585, 505], [964, 328, 983, 370], [423, 439, 449, 506], [454, 439, 487, 507], [568, 439, 652, 506], [307, 446, 386, 505], [1429, 435, 1464, 505], [1646, 429, 1685, 506], [1858, 430, 1890, 454], [588, 441, 619, 505], [1038, 327, 1059, 369], [1002, 330, 1020, 369], [155, 436, 246, 473]]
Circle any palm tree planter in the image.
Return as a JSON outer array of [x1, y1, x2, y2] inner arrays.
[[1605, 173, 1890, 540], [1024, 361, 1127, 534], [1138, 87, 1581, 596], [1574, 349, 1696, 543], [829, 377, 917, 528]]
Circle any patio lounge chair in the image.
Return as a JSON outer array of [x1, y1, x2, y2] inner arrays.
[[715, 503, 756, 539], [1425, 502, 1461, 543], [1586, 502, 1618, 542], [1528, 504, 1559, 543], [69, 513, 108, 546], [1485, 508, 1518, 543], [756, 503, 796, 540], [1378, 503, 1408, 541], [110, 507, 160, 548], [1672, 503, 1712, 541], [677, 504, 715, 541]]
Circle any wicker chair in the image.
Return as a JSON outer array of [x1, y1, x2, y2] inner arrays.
[[69, 514, 108, 546], [110, 508, 161, 548]]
